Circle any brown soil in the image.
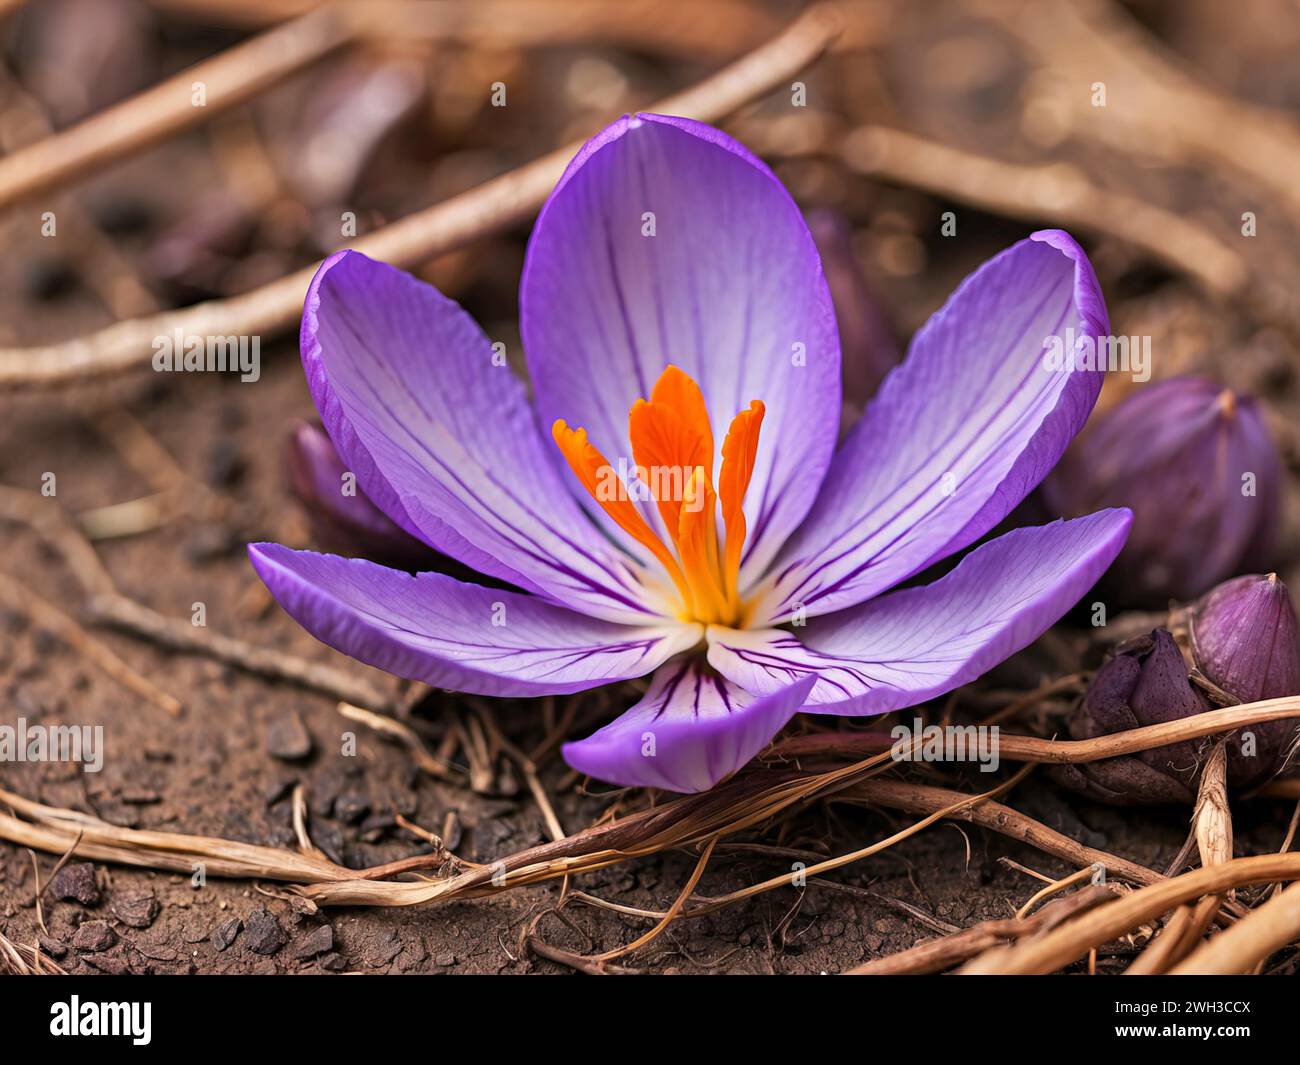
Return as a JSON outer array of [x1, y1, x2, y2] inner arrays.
[[4, 0, 1300, 976]]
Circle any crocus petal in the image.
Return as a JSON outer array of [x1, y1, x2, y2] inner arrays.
[[709, 510, 1130, 715], [754, 230, 1108, 623], [302, 249, 661, 623], [249, 543, 700, 696], [562, 658, 815, 792], [520, 114, 840, 580]]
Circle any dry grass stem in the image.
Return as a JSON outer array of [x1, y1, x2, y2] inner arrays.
[[87, 592, 397, 712], [0, 4, 842, 390], [846, 883, 1119, 975], [841, 124, 1249, 303], [961, 854, 1300, 974], [1170, 880, 1300, 974], [337, 701, 453, 779], [771, 698, 1300, 766], [1015, 865, 1099, 920], [291, 784, 330, 862], [0, 5, 353, 208], [1127, 740, 1236, 974], [0, 571, 182, 716], [837, 778, 1161, 886]]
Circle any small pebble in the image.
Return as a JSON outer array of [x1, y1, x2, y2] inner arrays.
[[266, 713, 313, 761], [50, 862, 99, 906], [244, 908, 287, 956], [212, 916, 242, 952], [289, 924, 334, 960], [111, 889, 160, 929], [72, 921, 117, 952], [37, 932, 67, 958]]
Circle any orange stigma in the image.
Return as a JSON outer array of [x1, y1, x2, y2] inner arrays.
[[552, 366, 765, 626]]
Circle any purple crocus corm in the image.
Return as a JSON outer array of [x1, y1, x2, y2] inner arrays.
[[249, 113, 1131, 793]]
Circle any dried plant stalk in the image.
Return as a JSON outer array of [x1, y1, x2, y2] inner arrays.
[[0, 4, 842, 391], [4, 693, 1298, 923], [0, 788, 447, 885], [991, 0, 1300, 223], [961, 854, 1300, 975], [0, 6, 353, 208], [773, 698, 1300, 766], [1128, 741, 1235, 974], [846, 883, 1118, 975], [836, 779, 1160, 886], [1170, 880, 1300, 975], [0, 572, 182, 716], [87, 592, 397, 712], [2, 0, 780, 213], [337, 701, 452, 778], [841, 124, 1249, 302], [0, 486, 116, 598], [1194, 742, 1235, 871], [0, 928, 66, 976]]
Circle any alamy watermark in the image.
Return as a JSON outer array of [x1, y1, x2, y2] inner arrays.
[[0, 717, 103, 773], [50, 997, 150, 1045], [152, 329, 261, 382], [596, 458, 706, 512], [1042, 327, 1151, 382], [890, 716, 1000, 773]]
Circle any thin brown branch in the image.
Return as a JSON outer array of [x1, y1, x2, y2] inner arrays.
[[836, 778, 1161, 887], [841, 124, 1250, 301], [592, 836, 718, 962], [337, 701, 454, 779], [87, 591, 397, 712], [291, 784, 330, 862], [961, 854, 1300, 975], [0, 571, 182, 716], [0, 68, 159, 319], [0, 3, 842, 391], [0, 789, 353, 882], [1170, 880, 1300, 975], [845, 883, 1118, 975], [0, 6, 352, 209], [471, 701, 566, 841], [771, 699, 1300, 766], [526, 935, 641, 975], [0, 486, 117, 598], [991, 0, 1300, 223]]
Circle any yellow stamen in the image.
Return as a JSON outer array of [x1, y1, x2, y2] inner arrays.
[[554, 366, 763, 626]]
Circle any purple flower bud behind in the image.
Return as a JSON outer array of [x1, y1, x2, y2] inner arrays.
[[1190, 573, 1300, 785], [1044, 377, 1280, 607], [285, 420, 431, 566], [1055, 629, 1207, 804]]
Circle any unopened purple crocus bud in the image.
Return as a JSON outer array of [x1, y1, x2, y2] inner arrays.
[[285, 420, 430, 566], [1055, 629, 1208, 804], [1044, 377, 1280, 607], [1189, 573, 1300, 785]]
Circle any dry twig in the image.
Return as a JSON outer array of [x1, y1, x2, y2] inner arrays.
[[845, 883, 1118, 975], [0, 4, 842, 390], [1170, 880, 1300, 975], [961, 854, 1300, 975], [87, 592, 397, 712], [0, 572, 182, 716]]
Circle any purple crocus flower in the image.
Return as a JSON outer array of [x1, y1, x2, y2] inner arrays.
[[249, 114, 1131, 793]]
